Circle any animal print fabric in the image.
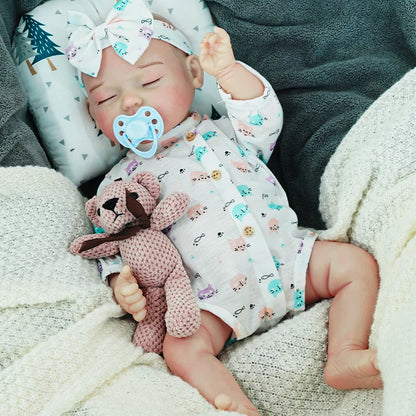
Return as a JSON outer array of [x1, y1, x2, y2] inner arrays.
[[98, 62, 316, 340]]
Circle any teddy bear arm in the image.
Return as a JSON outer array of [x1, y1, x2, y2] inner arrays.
[[150, 192, 190, 230], [70, 234, 120, 259]]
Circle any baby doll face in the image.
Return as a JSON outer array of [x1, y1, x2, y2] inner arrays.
[[83, 39, 203, 142]]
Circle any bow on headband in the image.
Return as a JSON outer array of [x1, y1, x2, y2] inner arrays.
[[66, 0, 193, 77]]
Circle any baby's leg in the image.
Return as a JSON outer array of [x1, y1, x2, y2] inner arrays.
[[305, 240, 382, 390], [163, 311, 260, 416]]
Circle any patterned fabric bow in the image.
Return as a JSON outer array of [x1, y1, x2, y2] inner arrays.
[[66, 0, 193, 78], [66, 0, 154, 77]]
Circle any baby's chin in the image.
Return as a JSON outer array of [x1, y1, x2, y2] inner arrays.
[[164, 112, 192, 133]]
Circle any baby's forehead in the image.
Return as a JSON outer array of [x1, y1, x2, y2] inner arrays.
[[143, 38, 184, 56], [133, 38, 188, 67], [82, 41, 177, 88]]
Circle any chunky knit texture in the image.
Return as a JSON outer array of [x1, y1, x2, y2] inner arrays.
[[319, 67, 416, 415], [1, 60, 415, 416]]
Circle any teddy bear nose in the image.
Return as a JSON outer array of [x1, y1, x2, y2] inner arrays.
[[102, 198, 119, 212]]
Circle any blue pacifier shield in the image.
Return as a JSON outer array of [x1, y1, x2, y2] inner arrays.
[[113, 106, 164, 158]]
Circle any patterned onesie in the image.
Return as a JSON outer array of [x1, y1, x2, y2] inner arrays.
[[98, 63, 317, 340]]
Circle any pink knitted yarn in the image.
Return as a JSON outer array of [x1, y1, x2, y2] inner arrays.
[[70, 172, 201, 353], [132, 287, 167, 353]]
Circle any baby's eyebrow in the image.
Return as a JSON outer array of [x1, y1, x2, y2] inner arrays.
[[136, 61, 163, 69], [89, 82, 103, 94]]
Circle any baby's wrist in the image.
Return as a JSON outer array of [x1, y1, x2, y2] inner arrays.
[[216, 62, 264, 100], [216, 61, 239, 86], [108, 272, 120, 289]]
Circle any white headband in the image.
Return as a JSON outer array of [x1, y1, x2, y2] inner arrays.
[[66, 0, 193, 78]]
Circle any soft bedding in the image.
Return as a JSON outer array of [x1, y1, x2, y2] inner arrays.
[[319, 67, 416, 415], [0, 166, 342, 416], [0, 0, 50, 168], [1, 0, 416, 415], [206, 0, 416, 229]]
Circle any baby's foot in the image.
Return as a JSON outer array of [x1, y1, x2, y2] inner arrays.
[[214, 394, 260, 416], [324, 349, 383, 390]]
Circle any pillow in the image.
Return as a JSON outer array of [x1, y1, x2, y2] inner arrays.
[[13, 0, 224, 186]]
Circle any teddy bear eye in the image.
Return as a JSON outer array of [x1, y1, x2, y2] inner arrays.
[[97, 208, 101, 216], [130, 192, 139, 199]]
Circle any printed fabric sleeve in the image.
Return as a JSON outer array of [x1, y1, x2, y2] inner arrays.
[[98, 255, 124, 283], [217, 61, 283, 164]]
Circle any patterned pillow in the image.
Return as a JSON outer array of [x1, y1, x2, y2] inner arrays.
[[13, 0, 224, 185]]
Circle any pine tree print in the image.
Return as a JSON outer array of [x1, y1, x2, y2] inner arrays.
[[21, 14, 64, 73], [13, 29, 37, 75]]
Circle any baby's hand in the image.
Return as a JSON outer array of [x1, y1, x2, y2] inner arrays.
[[199, 27, 236, 78], [112, 265, 146, 322]]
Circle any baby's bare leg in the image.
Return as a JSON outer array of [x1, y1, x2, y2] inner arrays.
[[305, 241, 382, 389], [163, 311, 259, 416]]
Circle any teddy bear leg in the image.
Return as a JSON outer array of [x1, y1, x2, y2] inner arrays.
[[132, 287, 167, 354], [164, 265, 201, 338]]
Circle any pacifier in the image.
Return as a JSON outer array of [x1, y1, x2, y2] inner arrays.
[[113, 106, 164, 158]]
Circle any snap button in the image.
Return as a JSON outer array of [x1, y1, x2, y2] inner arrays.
[[211, 170, 221, 180], [243, 226, 254, 236], [186, 131, 196, 141]]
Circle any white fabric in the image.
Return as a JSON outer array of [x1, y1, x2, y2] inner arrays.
[[0, 166, 233, 416], [97, 65, 317, 339], [319, 67, 416, 415], [66, 2, 193, 78]]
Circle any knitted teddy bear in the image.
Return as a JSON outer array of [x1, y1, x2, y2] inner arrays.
[[70, 171, 201, 353]]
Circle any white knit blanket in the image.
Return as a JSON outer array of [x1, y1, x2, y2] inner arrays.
[[319, 66, 416, 415], [1, 68, 415, 415]]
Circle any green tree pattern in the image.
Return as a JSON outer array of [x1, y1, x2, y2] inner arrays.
[[21, 14, 64, 72], [13, 29, 37, 75]]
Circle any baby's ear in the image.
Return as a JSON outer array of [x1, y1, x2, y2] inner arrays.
[[131, 171, 161, 199], [186, 54, 204, 89], [85, 196, 100, 226]]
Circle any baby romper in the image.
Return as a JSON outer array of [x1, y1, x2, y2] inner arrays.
[[98, 63, 317, 339]]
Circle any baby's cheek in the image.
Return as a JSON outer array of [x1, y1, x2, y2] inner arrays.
[[157, 86, 194, 131], [95, 113, 118, 142]]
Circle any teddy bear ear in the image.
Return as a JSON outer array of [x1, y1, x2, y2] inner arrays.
[[131, 171, 161, 199], [85, 196, 100, 226]]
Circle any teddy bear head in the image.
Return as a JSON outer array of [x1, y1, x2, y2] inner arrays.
[[85, 171, 161, 234]]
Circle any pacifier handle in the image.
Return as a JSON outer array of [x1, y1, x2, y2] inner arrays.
[[113, 106, 164, 158]]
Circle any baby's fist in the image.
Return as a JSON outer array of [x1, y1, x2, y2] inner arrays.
[[199, 27, 236, 78], [112, 266, 147, 322]]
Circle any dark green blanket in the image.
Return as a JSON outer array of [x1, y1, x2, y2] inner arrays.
[[206, 0, 416, 228], [0, 0, 50, 168]]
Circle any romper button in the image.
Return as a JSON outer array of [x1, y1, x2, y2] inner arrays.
[[211, 170, 221, 180], [186, 131, 196, 141], [244, 226, 254, 236]]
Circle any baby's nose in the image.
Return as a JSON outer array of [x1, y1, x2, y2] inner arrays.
[[122, 94, 143, 114]]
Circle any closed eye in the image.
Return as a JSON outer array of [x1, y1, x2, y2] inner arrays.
[[98, 95, 116, 105], [142, 77, 162, 87]]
